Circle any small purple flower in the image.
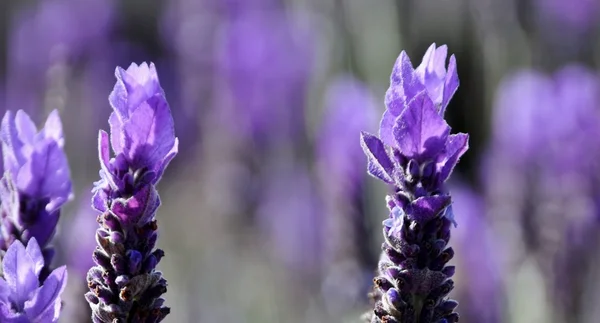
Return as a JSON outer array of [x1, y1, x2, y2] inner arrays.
[[361, 44, 467, 323], [0, 109, 72, 279], [86, 62, 177, 322], [0, 238, 68, 322]]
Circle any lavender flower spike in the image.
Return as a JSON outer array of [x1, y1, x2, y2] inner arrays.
[[0, 109, 72, 279], [361, 45, 468, 323], [0, 238, 68, 322], [86, 62, 178, 323]]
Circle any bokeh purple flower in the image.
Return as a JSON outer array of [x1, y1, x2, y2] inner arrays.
[[256, 163, 322, 275], [318, 76, 377, 196], [9, 0, 114, 72], [215, 9, 314, 146], [86, 62, 177, 322], [63, 190, 97, 276], [0, 109, 72, 278], [486, 65, 600, 322], [361, 44, 467, 323], [317, 76, 377, 314], [0, 238, 68, 322], [4, 0, 115, 119], [451, 184, 504, 323]]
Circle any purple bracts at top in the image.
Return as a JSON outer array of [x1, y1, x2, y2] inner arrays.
[[86, 62, 178, 323], [361, 44, 467, 323], [0, 109, 72, 278], [0, 238, 68, 322]]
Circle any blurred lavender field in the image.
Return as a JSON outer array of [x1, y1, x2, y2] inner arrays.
[[2, 0, 600, 322]]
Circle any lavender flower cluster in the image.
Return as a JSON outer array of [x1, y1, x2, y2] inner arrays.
[[0, 38, 470, 322], [360, 44, 467, 323], [4, 0, 600, 322], [0, 62, 177, 322]]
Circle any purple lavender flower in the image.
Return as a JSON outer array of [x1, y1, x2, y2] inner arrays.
[[0, 238, 68, 322], [86, 62, 178, 322], [317, 76, 377, 313], [0, 109, 72, 279], [5, 0, 115, 119], [360, 44, 467, 323], [450, 184, 504, 323], [9, 0, 114, 72], [256, 163, 322, 275], [216, 9, 314, 146], [318, 75, 376, 197], [486, 65, 600, 322]]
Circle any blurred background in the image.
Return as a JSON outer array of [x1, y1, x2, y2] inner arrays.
[[2, 0, 600, 322]]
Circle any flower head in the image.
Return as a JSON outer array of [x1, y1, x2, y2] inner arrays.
[[106, 62, 178, 184], [87, 62, 176, 323], [1, 109, 71, 213], [0, 238, 67, 323], [361, 44, 467, 323], [361, 91, 468, 211], [0, 109, 72, 273]]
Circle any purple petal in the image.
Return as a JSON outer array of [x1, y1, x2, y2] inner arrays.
[[122, 96, 176, 173], [441, 55, 459, 115], [111, 185, 160, 226], [23, 266, 66, 322], [14, 110, 37, 146], [108, 67, 129, 118], [360, 132, 394, 183], [415, 43, 448, 108], [16, 140, 71, 211], [393, 91, 450, 161], [1, 111, 25, 176], [97, 131, 111, 174], [443, 204, 457, 227], [2, 240, 39, 305], [153, 138, 179, 184], [108, 112, 124, 155], [0, 278, 10, 302], [439, 133, 469, 183], [408, 195, 451, 223], [385, 52, 426, 117], [379, 109, 398, 147], [384, 207, 406, 237], [111, 63, 163, 115], [25, 238, 44, 277], [40, 110, 64, 148]]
